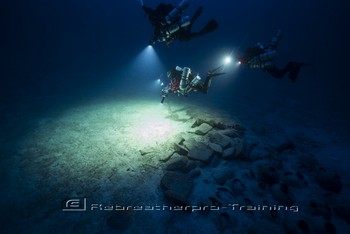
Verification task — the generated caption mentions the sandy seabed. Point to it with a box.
[0,94,349,233]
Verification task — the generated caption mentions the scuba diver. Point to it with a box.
[160,65,225,103]
[141,0,218,45]
[239,30,311,83]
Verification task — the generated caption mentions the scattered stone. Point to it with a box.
[214,212,231,232]
[182,138,198,150]
[255,164,280,184]
[208,132,232,149]
[164,190,190,206]
[208,155,222,168]
[187,142,213,163]
[158,149,176,162]
[333,204,350,223]
[270,183,294,206]
[165,157,196,173]
[174,143,188,156]
[191,118,205,128]
[222,147,236,160]
[209,143,223,155]
[251,124,266,136]
[209,196,223,206]
[176,111,192,122]
[280,171,307,188]
[106,210,133,230]
[173,134,185,145]
[249,220,283,234]
[213,187,235,204]
[194,123,212,135]
[212,167,235,185]
[251,181,268,196]
[308,199,332,219]
[249,147,271,161]
[296,153,319,171]
[139,150,151,156]
[314,167,343,193]
[226,178,246,195]
[139,146,155,156]
[283,215,310,234]
[275,140,295,153]
[161,172,193,197]
[189,168,201,178]
[209,120,229,130]
[230,137,246,159]
[219,129,243,138]
[309,216,337,234]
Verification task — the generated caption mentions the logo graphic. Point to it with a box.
[62,198,87,211]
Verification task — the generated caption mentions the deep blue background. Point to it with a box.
[2,0,350,126]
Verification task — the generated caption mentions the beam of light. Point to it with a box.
[224,56,232,65]
[222,53,241,69]
[112,45,166,94]
[132,45,165,78]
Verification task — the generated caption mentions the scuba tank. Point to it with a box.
[166,16,191,35]
[268,30,283,50]
[179,67,191,91]
[165,0,189,24]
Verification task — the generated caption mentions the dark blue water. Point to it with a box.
[1,0,350,233]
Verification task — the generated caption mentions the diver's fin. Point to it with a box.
[207,71,226,78]
[198,19,218,35]
[190,6,203,24]
[288,62,311,83]
[208,64,224,74]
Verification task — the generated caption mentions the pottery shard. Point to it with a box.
[161,172,193,197]
[208,132,232,149]
[194,123,212,135]
[187,142,213,163]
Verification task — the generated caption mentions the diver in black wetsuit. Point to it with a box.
[160,65,225,103]
[239,30,311,82]
[141,0,218,45]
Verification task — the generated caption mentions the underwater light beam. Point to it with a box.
[132,45,165,77]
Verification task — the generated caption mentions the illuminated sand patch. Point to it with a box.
[18,98,231,200]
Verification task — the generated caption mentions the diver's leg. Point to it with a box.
[198,19,218,35]
[180,19,218,41]
[265,65,289,79]
[288,62,311,83]
[190,6,203,25]
[201,76,213,94]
